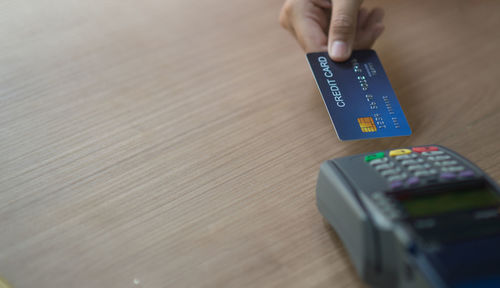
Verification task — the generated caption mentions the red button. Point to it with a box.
[412,147,427,153]
[412,146,440,153]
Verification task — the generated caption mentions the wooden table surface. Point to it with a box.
[1,0,500,287]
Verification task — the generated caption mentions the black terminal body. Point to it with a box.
[316,145,500,288]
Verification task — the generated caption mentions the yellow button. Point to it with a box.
[389,149,412,157]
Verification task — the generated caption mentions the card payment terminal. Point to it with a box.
[316,145,500,288]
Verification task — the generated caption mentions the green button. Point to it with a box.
[365,152,385,162]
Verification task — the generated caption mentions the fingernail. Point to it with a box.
[330,41,348,60]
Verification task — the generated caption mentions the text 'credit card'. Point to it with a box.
[306,50,411,141]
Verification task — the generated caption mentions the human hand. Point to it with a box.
[279,0,385,61]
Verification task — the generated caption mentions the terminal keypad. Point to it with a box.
[364,146,476,191]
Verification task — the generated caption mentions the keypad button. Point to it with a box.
[427,156,451,162]
[369,157,389,166]
[441,166,465,173]
[412,146,439,153]
[440,172,457,180]
[406,177,420,186]
[414,169,438,177]
[434,155,451,161]
[387,174,408,182]
[381,169,401,177]
[365,152,385,162]
[412,147,427,153]
[433,160,458,167]
[422,151,444,156]
[414,171,429,177]
[390,180,404,190]
[395,153,418,160]
[459,170,475,178]
[401,159,424,166]
[389,149,412,157]
[450,166,465,172]
[442,160,458,166]
[407,164,431,171]
[395,155,410,160]
[374,163,395,171]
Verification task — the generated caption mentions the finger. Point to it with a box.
[328,0,363,61]
[313,0,332,9]
[362,7,384,30]
[371,23,385,43]
[294,18,329,52]
[357,8,369,29]
[353,23,385,49]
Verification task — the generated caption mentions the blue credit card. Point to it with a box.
[306,50,411,141]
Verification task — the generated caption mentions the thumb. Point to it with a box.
[328,0,362,61]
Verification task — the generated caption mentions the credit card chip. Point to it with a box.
[358,117,377,132]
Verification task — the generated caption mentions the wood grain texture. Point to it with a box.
[1,0,499,287]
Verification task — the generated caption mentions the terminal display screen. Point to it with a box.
[399,186,500,218]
